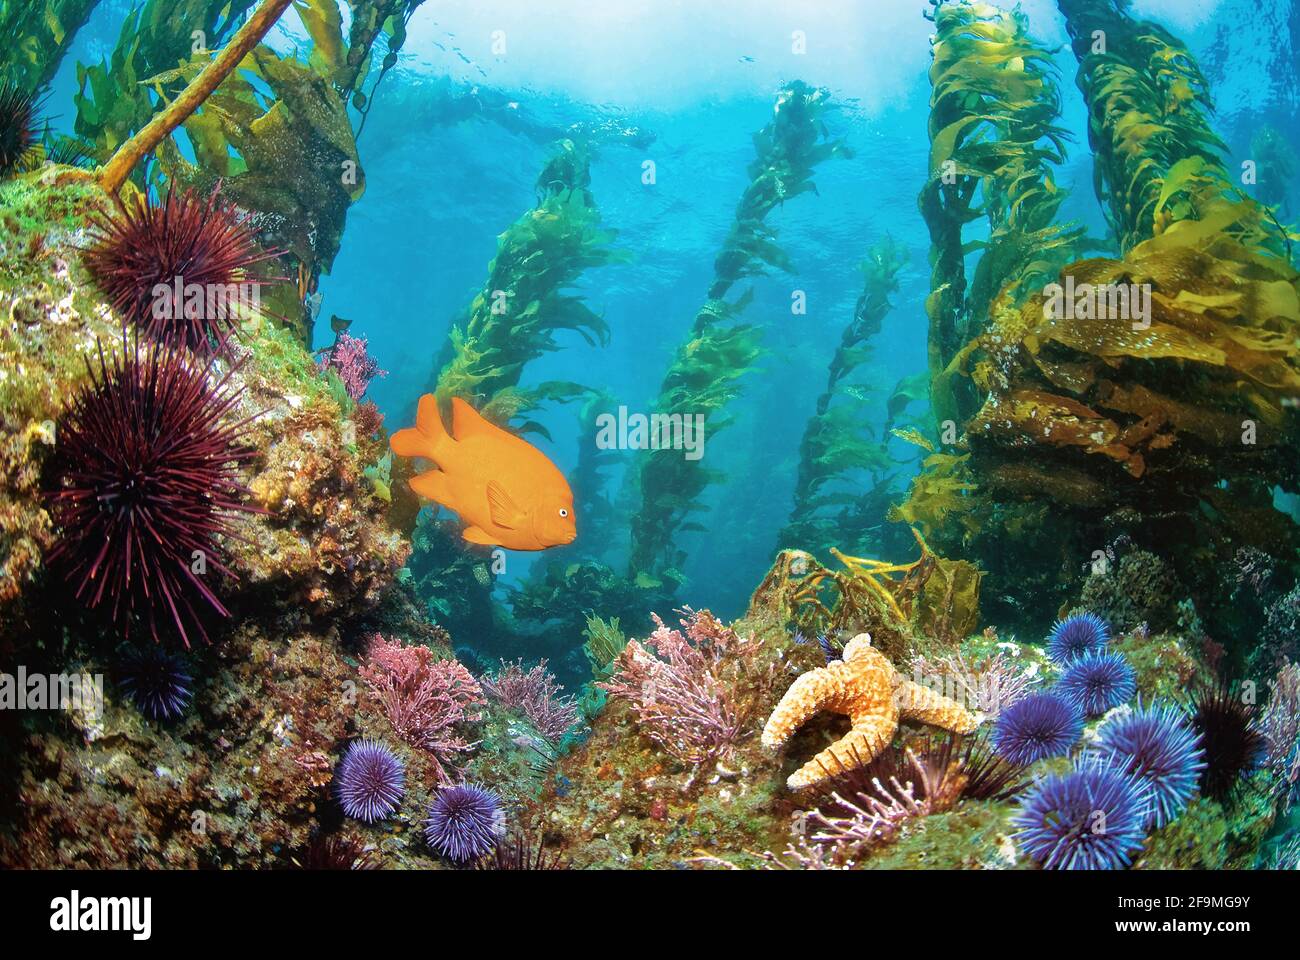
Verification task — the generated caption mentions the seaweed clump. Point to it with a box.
[902,0,1300,635]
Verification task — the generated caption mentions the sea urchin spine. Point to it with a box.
[1012,757,1151,870]
[992,691,1083,766]
[1057,650,1136,717]
[335,740,406,823]
[1090,703,1205,827]
[82,186,278,356]
[0,81,41,177]
[45,337,257,647]
[425,782,505,863]
[117,644,193,720]
[1046,612,1111,663]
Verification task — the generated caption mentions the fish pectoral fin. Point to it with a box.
[485,481,526,530]
[461,526,500,546]
[409,470,452,506]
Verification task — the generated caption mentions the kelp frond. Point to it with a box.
[628,82,847,582]
[920,0,1087,426]
[432,138,622,424]
[1057,0,1289,257]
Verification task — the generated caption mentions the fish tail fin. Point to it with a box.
[391,394,450,464]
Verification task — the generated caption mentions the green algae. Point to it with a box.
[864,800,1022,870]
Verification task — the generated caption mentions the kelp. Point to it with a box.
[430,138,621,427]
[336,0,426,105]
[911,0,1300,636]
[748,529,982,660]
[781,236,913,556]
[76,0,397,344]
[919,0,1086,426]
[1056,0,1289,257]
[0,0,99,91]
[967,228,1300,505]
[628,81,848,583]
[73,0,258,169]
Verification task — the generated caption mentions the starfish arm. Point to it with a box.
[787,715,898,790]
[761,668,842,749]
[895,679,979,734]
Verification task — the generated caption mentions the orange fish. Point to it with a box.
[390,395,577,551]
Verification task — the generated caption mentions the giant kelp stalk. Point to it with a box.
[95,0,297,194]
[429,138,620,426]
[913,0,1300,640]
[919,0,1086,427]
[628,81,848,585]
[407,141,621,675]
[780,236,909,557]
[0,0,99,91]
[1055,0,1284,255]
[85,0,411,344]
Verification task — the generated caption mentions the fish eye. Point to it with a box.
[559,508,569,518]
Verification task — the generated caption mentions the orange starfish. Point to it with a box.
[762,633,979,789]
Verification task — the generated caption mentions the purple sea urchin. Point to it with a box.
[335,740,405,823]
[424,782,504,863]
[82,186,278,356]
[1012,757,1150,870]
[1058,651,1136,717]
[45,338,258,647]
[992,691,1083,765]
[1091,703,1205,827]
[1046,612,1111,663]
[117,645,193,720]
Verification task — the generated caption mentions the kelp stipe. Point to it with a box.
[429,137,622,428]
[628,81,849,586]
[780,235,914,559]
[919,0,1087,428]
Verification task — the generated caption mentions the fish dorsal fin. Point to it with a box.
[486,481,525,530]
[450,396,503,442]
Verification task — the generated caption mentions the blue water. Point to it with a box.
[43,0,1299,619]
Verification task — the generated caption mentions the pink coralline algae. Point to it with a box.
[318,332,387,402]
[360,635,485,781]
[482,659,581,743]
[598,608,759,766]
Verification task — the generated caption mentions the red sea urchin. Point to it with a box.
[0,82,42,177]
[82,186,278,356]
[45,337,258,647]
